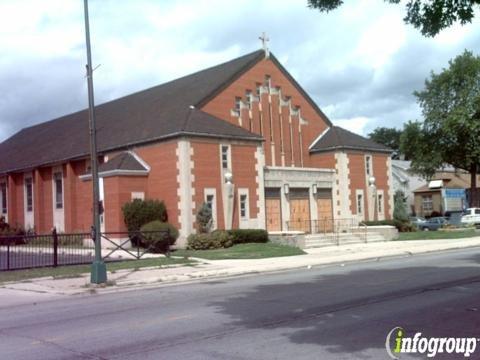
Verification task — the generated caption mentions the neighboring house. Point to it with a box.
[413,179,467,217]
[392,160,425,214]
[392,160,479,215]
[0,49,393,247]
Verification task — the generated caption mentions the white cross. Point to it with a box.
[259,32,270,58]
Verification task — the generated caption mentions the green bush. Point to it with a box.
[122,199,168,232]
[122,199,168,246]
[187,230,233,250]
[228,229,269,244]
[140,221,179,254]
[393,190,409,223]
[362,219,416,232]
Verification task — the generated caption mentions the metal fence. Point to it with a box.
[0,229,170,271]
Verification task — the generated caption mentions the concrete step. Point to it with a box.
[304,231,386,248]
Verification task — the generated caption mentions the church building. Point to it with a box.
[0,47,393,247]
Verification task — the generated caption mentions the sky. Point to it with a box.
[0,0,479,142]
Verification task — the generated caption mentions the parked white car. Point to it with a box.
[460,208,480,227]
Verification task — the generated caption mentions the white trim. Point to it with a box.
[387,157,394,219]
[177,140,194,241]
[204,188,217,230]
[79,169,149,181]
[0,178,7,222]
[255,145,266,230]
[334,152,352,218]
[128,150,151,171]
[52,166,65,232]
[238,188,250,229]
[308,127,331,150]
[356,189,365,221]
[131,192,145,200]
[365,154,373,176]
[265,166,335,173]
[377,189,385,221]
[24,172,34,230]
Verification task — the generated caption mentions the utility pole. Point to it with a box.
[83,0,107,284]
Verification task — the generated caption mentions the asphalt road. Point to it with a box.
[1,248,480,359]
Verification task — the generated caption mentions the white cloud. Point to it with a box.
[334,117,370,135]
[0,0,479,142]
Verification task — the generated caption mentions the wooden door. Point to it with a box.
[317,198,333,232]
[266,198,282,232]
[289,198,311,233]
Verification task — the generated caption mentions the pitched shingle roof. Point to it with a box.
[99,152,148,173]
[310,126,392,154]
[0,50,266,174]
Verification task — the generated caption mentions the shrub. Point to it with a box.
[187,230,233,250]
[362,219,416,232]
[122,199,168,246]
[196,202,213,233]
[0,221,26,245]
[140,221,179,254]
[393,190,409,223]
[228,229,268,244]
[122,199,168,232]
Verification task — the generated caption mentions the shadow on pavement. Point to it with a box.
[208,254,480,357]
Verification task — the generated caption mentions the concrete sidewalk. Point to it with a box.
[2,237,480,300]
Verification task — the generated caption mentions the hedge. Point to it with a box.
[140,221,179,253]
[228,229,268,244]
[187,230,233,250]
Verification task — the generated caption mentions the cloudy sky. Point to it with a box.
[1,0,479,142]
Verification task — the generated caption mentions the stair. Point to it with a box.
[304,230,386,248]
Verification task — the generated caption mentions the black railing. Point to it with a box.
[0,229,169,271]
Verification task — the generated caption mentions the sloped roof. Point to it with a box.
[310,126,392,154]
[99,152,148,173]
[0,50,267,174]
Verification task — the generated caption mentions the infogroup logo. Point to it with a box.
[385,327,479,359]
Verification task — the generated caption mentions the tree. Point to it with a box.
[393,190,409,222]
[368,127,402,158]
[307,0,480,37]
[196,202,213,233]
[400,50,480,207]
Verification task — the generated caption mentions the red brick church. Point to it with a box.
[0,48,393,247]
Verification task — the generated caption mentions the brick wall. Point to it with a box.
[201,58,329,169]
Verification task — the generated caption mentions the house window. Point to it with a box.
[256,83,261,96]
[25,178,33,212]
[1,183,6,214]
[378,194,383,213]
[422,195,433,212]
[240,194,247,218]
[245,90,252,109]
[204,188,217,230]
[357,193,363,214]
[365,155,372,176]
[54,172,63,209]
[234,97,242,112]
[206,194,214,210]
[221,145,229,170]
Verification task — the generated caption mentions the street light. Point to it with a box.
[84,0,107,284]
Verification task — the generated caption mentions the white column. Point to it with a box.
[176,140,194,243]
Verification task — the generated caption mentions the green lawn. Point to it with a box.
[0,257,194,284]
[396,229,479,241]
[173,242,305,260]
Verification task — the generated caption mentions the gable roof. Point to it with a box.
[99,152,148,173]
[309,126,392,154]
[0,50,266,174]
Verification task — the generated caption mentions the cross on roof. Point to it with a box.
[259,32,270,58]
